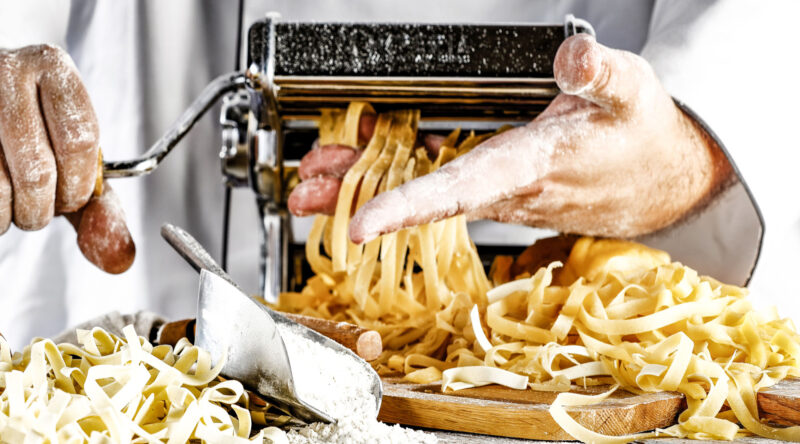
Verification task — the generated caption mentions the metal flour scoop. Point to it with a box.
[160,223,382,424]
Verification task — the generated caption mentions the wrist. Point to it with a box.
[674,99,735,215]
[637,99,763,287]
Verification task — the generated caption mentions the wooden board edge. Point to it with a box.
[378,383,683,440]
[758,378,800,426]
[378,377,800,439]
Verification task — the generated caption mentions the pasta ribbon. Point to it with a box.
[278,103,800,442]
[280,103,497,378]
[0,325,287,443]
[451,237,800,442]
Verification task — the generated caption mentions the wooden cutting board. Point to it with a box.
[377,377,800,440]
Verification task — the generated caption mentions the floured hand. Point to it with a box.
[0,44,134,273]
[349,34,733,244]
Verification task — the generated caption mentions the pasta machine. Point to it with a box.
[103,14,764,303]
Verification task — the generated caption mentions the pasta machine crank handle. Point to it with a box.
[102,71,249,178]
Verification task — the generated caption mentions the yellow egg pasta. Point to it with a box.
[279,103,800,442]
[280,102,494,377]
[442,237,800,442]
[0,325,285,443]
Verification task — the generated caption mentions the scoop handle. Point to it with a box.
[155,314,383,362]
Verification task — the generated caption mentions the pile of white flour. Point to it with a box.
[274,323,437,444]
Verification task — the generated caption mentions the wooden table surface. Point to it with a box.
[431,430,783,444]
[393,377,800,443]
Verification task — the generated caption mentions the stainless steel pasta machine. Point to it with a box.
[102,13,764,304]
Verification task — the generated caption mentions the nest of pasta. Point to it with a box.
[0,326,292,442]
[278,102,800,442]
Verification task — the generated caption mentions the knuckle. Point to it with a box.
[63,127,99,156]
[14,157,56,193]
[0,44,73,85]
[36,43,67,60]
[29,44,75,72]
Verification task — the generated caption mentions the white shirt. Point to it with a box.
[1,0,798,350]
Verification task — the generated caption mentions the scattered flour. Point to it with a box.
[275,323,437,444]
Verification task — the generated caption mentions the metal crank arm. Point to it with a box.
[102,71,248,178]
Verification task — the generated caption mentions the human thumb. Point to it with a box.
[554,34,652,112]
[65,182,135,274]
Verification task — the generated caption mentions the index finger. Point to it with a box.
[348,124,549,244]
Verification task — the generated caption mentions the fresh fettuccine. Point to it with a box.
[279,103,498,377]
[454,237,800,442]
[279,102,800,442]
[0,325,285,443]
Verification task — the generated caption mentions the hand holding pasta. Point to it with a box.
[348,34,733,244]
[0,44,134,273]
[288,114,447,217]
